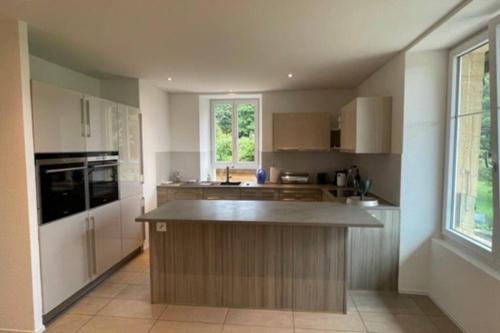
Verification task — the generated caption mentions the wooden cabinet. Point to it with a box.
[340,97,391,153]
[203,188,241,200]
[31,80,86,153]
[157,188,204,205]
[84,97,118,152]
[39,212,91,314]
[240,188,278,200]
[348,209,400,291]
[278,188,323,201]
[121,194,144,257]
[273,112,331,151]
[118,104,143,199]
[89,201,122,276]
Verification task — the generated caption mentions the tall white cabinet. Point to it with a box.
[33,80,145,316]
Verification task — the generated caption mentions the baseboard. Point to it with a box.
[0,325,46,333]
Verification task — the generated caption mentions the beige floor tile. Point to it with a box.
[78,315,154,333]
[361,312,439,333]
[223,325,292,333]
[97,299,166,319]
[45,313,92,333]
[225,309,293,328]
[347,295,358,314]
[115,284,151,301]
[410,296,444,316]
[352,294,423,314]
[121,259,149,273]
[428,315,463,333]
[130,272,151,285]
[88,282,128,298]
[294,311,365,331]
[150,320,222,333]
[107,271,143,284]
[160,305,228,324]
[68,296,110,315]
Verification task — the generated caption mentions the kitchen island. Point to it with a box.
[136,200,382,313]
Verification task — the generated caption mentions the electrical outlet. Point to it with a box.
[156,222,167,232]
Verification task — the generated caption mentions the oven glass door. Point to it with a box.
[39,163,87,224]
[88,162,119,208]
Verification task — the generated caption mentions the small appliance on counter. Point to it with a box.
[280,172,310,184]
[336,171,347,187]
[317,172,330,184]
[346,178,379,207]
[269,166,281,183]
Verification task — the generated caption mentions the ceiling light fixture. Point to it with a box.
[288,73,293,78]
[167,77,173,81]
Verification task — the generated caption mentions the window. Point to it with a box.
[211,99,259,180]
[448,40,493,249]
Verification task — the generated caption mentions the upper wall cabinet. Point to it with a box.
[31,80,87,152]
[31,80,119,153]
[340,97,392,154]
[273,112,331,151]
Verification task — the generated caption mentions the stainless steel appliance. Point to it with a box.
[87,153,119,208]
[36,153,87,224]
[35,152,120,224]
[280,172,310,184]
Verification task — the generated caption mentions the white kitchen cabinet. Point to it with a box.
[340,97,392,153]
[118,104,143,198]
[85,97,119,152]
[120,194,144,257]
[273,112,331,151]
[39,212,91,314]
[31,80,86,153]
[89,201,122,276]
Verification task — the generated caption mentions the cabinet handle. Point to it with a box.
[91,216,97,275]
[86,100,91,138]
[85,217,93,279]
[80,99,85,137]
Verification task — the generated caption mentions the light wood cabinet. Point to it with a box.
[278,188,323,201]
[240,188,278,200]
[273,112,331,151]
[340,97,391,153]
[203,188,241,200]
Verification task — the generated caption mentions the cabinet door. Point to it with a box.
[203,188,241,200]
[85,97,118,152]
[273,112,331,151]
[39,212,90,314]
[118,104,143,198]
[340,101,357,152]
[169,189,204,200]
[89,201,122,276]
[278,189,323,201]
[31,80,86,152]
[121,194,144,257]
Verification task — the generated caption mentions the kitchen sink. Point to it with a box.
[219,181,242,186]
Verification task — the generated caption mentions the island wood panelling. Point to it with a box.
[149,222,346,312]
[156,186,400,292]
[348,209,400,291]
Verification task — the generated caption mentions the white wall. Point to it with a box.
[169,94,200,152]
[400,50,448,294]
[430,239,500,333]
[139,80,170,212]
[30,55,100,96]
[354,53,406,205]
[0,19,44,333]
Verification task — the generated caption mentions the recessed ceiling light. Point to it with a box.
[167,77,173,81]
[288,73,293,78]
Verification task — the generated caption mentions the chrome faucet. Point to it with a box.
[225,166,231,183]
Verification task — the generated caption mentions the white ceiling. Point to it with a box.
[0,0,463,93]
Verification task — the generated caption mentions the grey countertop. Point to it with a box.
[136,200,383,228]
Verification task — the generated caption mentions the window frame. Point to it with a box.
[443,30,496,256]
[210,98,260,170]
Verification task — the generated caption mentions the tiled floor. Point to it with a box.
[46,250,463,333]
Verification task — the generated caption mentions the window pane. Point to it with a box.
[214,103,233,163]
[453,111,493,248]
[237,103,256,163]
[457,43,489,115]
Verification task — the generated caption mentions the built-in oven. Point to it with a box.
[36,154,88,224]
[87,153,119,208]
